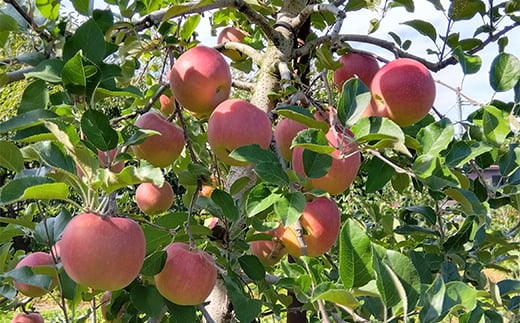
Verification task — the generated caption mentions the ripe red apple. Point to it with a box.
[169,45,231,117]
[332,52,380,91]
[280,197,341,257]
[217,26,247,61]
[292,128,360,195]
[274,118,308,161]
[369,58,436,126]
[11,312,44,323]
[59,213,146,291]
[135,181,174,215]
[13,252,56,298]
[159,94,175,116]
[131,111,185,168]
[207,99,272,166]
[250,226,286,266]
[154,242,217,306]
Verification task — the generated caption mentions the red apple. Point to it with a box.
[169,45,231,117]
[280,197,341,257]
[154,242,217,306]
[159,94,175,116]
[250,226,286,266]
[131,111,185,168]
[135,181,174,215]
[332,52,380,91]
[207,99,272,166]
[13,252,56,298]
[369,58,436,126]
[274,118,308,161]
[59,213,146,291]
[11,312,44,323]
[217,26,247,61]
[292,128,360,195]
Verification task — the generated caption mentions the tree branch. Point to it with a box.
[215,42,263,65]
[291,4,345,30]
[4,0,53,42]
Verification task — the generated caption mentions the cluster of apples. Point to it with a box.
[333,52,436,127]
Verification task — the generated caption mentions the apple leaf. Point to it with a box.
[166,302,198,322]
[27,141,76,173]
[0,109,59,134]
[238,255,265,281]
[230,144,289,186]
[245,183,282,217]
[130,285,165,317]
[24,59,64,83]
[402,19,437,42]
[442,215,476,252]
[274,191,306,226]
[223,273,263,323]
[489,53,520,92]
[311,283,360,308]
[351,116,410,156]
[97,165,164,194]
[140,250,167,276]
[372,247,403,308]
[81,109,119,151]
[452,47,482,75]
[301,149,332,179]
[364,156,395,193]
[445,140,492,167]
[3,265,56,291]
[383,249,422,310]
[34,207,72,245]
[274,106,328,131]
[291,128,335,154]
[498,144,520,176]
[448,0,485,21]
[35,0,60,20]
[339,219,374,289]
[416,118,455,156]
[0,177,69,205]
[0,141,24,172]
[338,78,372,127]
[413,155,460,191]
[18,80,49,113]
[210,189,240,222]
[0,283,17,299]
[482,105,510,146]
[63,19,105,64]
[444,188,487,216]
[404,205,437,225]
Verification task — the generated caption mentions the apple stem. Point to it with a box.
[293,219,308,256]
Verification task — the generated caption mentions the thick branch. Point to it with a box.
[291,4,346,30]
[6,67,33,84]
[215,42,262,65]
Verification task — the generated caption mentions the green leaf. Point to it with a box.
[0,177,69,205]
[365,157,395,193]
[130,285,165,316]
[448,0,485,20]
[35,0,60,20]
[292,128,335,154]
[274,191,306,227]
[3,265,56,291]
[339,219,373,288]
[223,273,263,323]
[413,155,459,191]
[24,59,64,83]
[498,144,520,176]
[211,189,239,222]
[404,205,436,225]
[416,118,455,156]
[0,14,18,31]
[311,283,360,308]
[337,78,372,127]
[302,149,332,178]
[445,141,492,167]
[245,184,282,217]
[452,47,482,75]
[98,165,164,194]
[274,106,328,132]
[443,215,476,252]
[0,141,24,172]
[162,0,215,20]
[27,141,76,173]
[238,255,265,281]
[345,0,380,11]
[384,249,422,309]
[62,52,86,96]
[229,145,289,186]
[419,276,447,322]
[372,248,401,308]
[34,207,71,245]
[352,117,410,156]
[489,53,520,92]
[254,161,290,186]
[71,0,92,15]
[63,19,106,63]
[402,19,437,42]
[482,105,511,146]
[315,43,343,71]
[180,14,201,41]
[140,251,167,276]
[18,80,49,113]
[81,109,118,151]
[0,110,58,134]
[166,302,197,323]
[444,188,487,216]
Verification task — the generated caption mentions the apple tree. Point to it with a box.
[0,0,520,322]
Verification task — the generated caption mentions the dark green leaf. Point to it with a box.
[372,248,402,308]
[34,207,72,245]
[443,215,476,252]
[223,274,263,323]
[245,184,282,217]
[402,19,437,42]
[211,189,240,222]
[365,157,395,193]
[339,219,373,288]
[238,255,265,281]
[0,177,70,205]
[81,109,119,151]
[72,0,92,16]
[62,52,86,95]
[444,188,487,216]
[482,105,510,146]
[130,285,165,316]
[337,78,371,126]
[140,251,167,276]
[274,191,306,226]
[166,302,198,322]
[498,144,520,176]
[416,118,455,156]
[18,80,49,113]
[4,265,56,291]
[391,0,414,12]
[292,128,335,154]
[254,161,290,186]
[302,149,332,178]
[30,141,76,173]
[404,205,436,225]
[0,141,24,172]
[419,276,447,322]
[0,14,18,31]
[445,141,492,167]
[489,53,520,92]
[413,155,460,191]
[384,249,422,309]
[63,19,106,63]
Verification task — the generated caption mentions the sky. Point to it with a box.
[64,0,519,125]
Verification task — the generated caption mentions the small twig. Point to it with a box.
[174,106,199,163]
[231,79,255,91]
[435,79,482,106]
[199,302,216,323]
[365,148,415,177]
